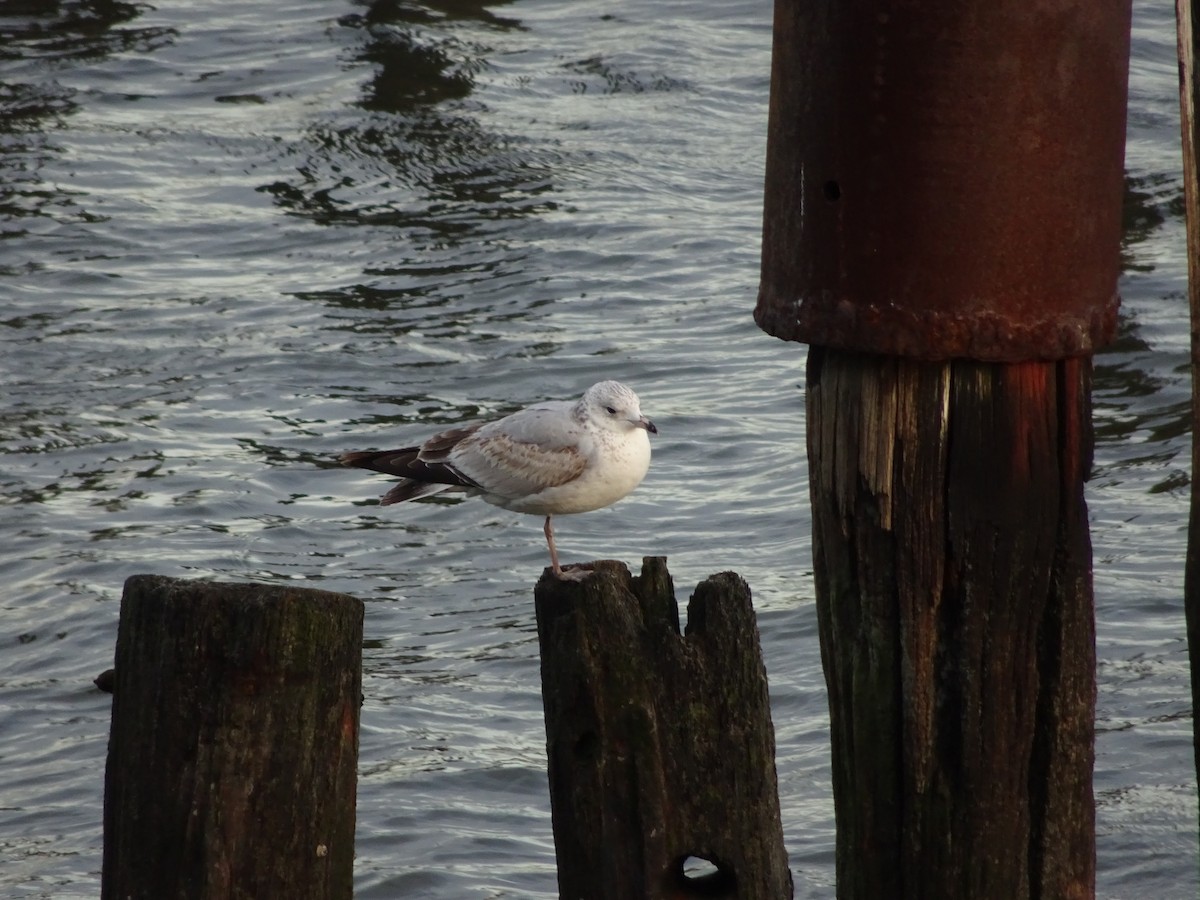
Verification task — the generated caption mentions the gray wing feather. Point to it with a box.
[450,431,587,499]
[341,401,590,505]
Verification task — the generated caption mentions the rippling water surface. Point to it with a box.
[1,0,1195,896]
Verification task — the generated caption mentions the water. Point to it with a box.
[0,0,1193,896]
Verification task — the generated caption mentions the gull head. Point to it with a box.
[582,380,657,435]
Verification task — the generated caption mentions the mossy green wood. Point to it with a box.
[534,558,793,900]
[102,576,363,900]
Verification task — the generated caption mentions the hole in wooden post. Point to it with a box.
[823,179,841,200]
[673,854,737,896]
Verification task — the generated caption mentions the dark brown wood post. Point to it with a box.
[756,1,1132,898]
[805,352,1096,898]
[102,575,363,900]
[1176,0,1200,849]
[534,558,792,899]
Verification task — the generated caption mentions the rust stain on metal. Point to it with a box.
[756,0,1132,361]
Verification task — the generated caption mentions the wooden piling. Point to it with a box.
[534,558,792,900]
[1176,0,1200,846]
[101,575,363,900]
[755,1,1132,896]
[807,350,1096,898]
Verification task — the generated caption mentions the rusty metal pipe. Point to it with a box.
[756,0,1133,361]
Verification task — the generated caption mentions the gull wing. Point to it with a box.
[448,408,589,500]
[340,400,589,505]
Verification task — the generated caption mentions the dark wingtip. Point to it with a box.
[380,480,449,505]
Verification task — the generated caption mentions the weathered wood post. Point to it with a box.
[534,558,792,899]
[102,575,363,900]
[1176,0,1200,847]
[756,2,1132,898]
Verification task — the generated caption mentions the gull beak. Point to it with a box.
[638,416,658,435]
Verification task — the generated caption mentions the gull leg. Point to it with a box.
[544,515,563,577]
[544,515,590,581]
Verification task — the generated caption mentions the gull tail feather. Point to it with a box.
[339,448,420,476]
[379,480,453,505]
[339,446,477,505]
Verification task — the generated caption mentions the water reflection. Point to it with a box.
[1121,170,1181,272]
[1094,171,1189,457]
[350,19,476,111]
[265,0,547,237]
[0,1,166,62]
[263,2,571,409]
[347,0,521,32]
[0,1,172,258]
[562,55,690,95]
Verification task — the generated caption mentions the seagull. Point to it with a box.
[340,381,657,580]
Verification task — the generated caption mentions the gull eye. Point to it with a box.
[605,406,617,415]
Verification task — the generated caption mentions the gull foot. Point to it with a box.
[554,564,594,582]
